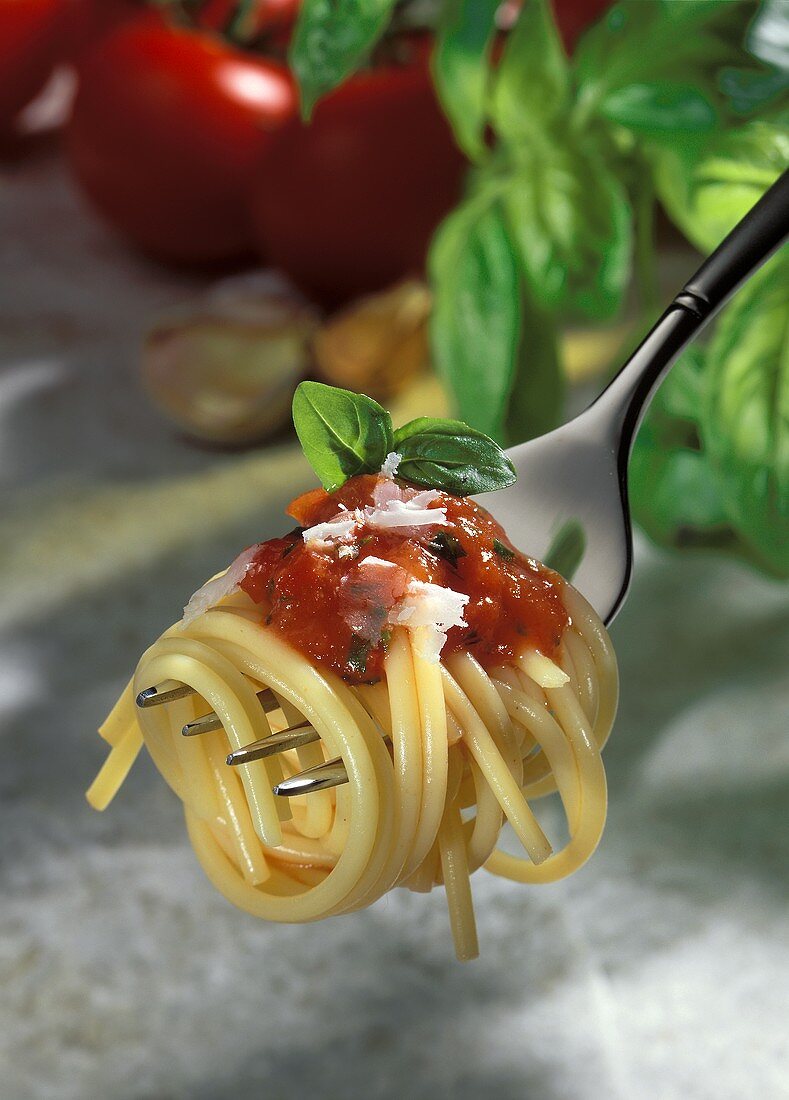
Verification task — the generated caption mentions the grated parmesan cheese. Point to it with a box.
[380,452,402,478]
[388,579,469,663]
[182,545,258,625]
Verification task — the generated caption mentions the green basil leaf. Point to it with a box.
[491,0,570,142]
[653,117,789,253]
[631,347,728,545]
[429,194,521,440]
[701,250,789,576]
[575,0,753,110]
[502,146,632,318]
[427,531,467,566]
[289,0,397,118]
[433,0,499,161]
[492,538,515,561]
[543,520,586,582]
[719,66,789,118]
[292,381,393,491]
[393,417,517,495]
[504,296,563,445]
[601,81,718,134]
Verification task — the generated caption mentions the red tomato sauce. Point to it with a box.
[240,475,569,684]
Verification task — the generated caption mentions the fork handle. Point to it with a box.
[591,168,789,452]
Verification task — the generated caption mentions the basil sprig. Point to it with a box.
[292,381,516,496]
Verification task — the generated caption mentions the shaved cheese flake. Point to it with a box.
[389,579,469,663]
[358,556,397,569]
[380,452,402,478]
[182,545,258,625]
[520,649,570,688]
[302,509,363,547]
[365,497,448,530]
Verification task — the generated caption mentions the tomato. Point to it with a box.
[66,17,298,263]
[66,0,137,57]
[0,0,74,131]
[553,0,611,52]
[249,35,467,307]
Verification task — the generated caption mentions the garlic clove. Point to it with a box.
[313,279,431,400]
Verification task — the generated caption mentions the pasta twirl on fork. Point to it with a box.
[88,387,617,960]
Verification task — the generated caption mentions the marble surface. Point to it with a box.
[2,150,788,1100]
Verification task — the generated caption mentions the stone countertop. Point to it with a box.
[2,149,788,1100]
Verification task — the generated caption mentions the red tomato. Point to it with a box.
[65,0,137,57]
[0,0,74,130]
[66,18,298,263]
[248,35,467,307]
[553,0,611,52]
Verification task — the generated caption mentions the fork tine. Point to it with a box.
[274,757,348,797]
[226,722,319,766]
[136,683,196,708]
[182,688,279,737]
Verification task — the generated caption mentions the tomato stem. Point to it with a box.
[225,0,261,45]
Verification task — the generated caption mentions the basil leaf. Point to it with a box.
[347,634,373,676]
[543,520,585,582]
[433,0,499,161]
[427,531,466,566]
[601,81,718,135]
[490,0,569,142]
[429,193,521,440]
[289,0,397,118]
[393,417,517,496]
[492,538,514,561]
[504,296,563,445]
[502,146,631,318]
[630,349,736,552]
[701,250,789,576]
[719,66,789,118]
[653,117,789,253]
[292,381,393,491]
[575,0,753,110]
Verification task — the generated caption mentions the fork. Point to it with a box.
[137,168,789,797]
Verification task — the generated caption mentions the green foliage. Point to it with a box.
[289,0,398,118]
[432,0,499,160]
[490,0,570,142]
[292,383,516,496]
[653,114,789,252]
[500,144,631,318]
[504,295,564,445]
[631,272,789,581]
[292,382,393,490]
[429,194,521,441]
[702,250,789,574]
[393,417,517,495]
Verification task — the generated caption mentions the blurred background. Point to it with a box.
[1,0,787,1097]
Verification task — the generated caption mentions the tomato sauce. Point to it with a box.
[240,475,568,684]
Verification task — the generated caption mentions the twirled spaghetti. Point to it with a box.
[88,470,617,961]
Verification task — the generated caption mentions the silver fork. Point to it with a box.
[137,170,789,798]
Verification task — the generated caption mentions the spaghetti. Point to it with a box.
[88,472,617,961]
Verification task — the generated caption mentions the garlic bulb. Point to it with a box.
[143,272,320,445]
